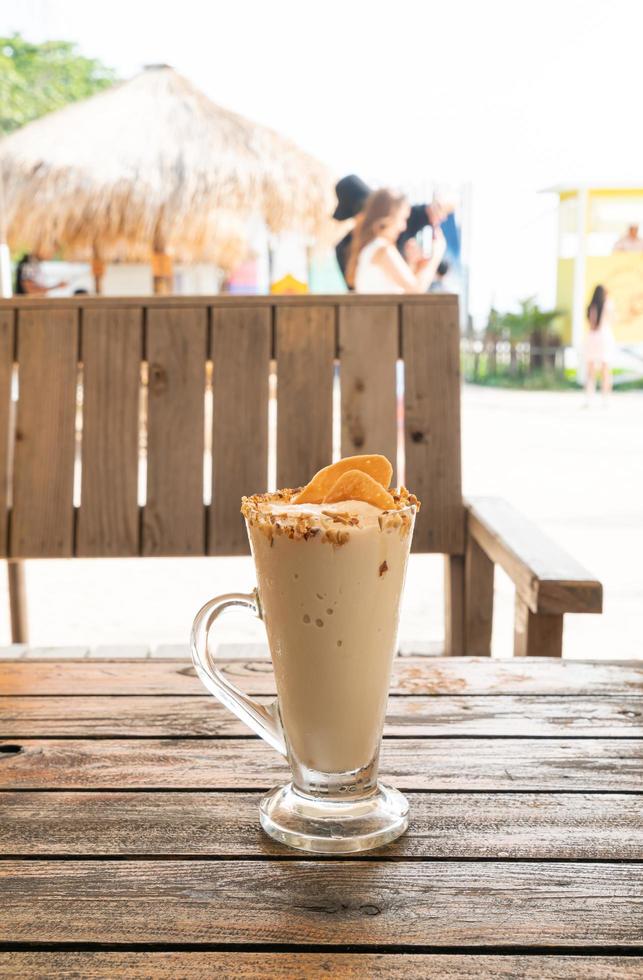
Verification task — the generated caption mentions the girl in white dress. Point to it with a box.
[585,285,615,402]
[346,189,446,293]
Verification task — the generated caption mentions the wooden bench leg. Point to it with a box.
[514,595,563,658]
[444,555,464,656]
[8,560,28,644]
[464,534,494,656]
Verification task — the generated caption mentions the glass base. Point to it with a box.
[259,781,409,854]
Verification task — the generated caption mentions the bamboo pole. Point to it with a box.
[91,248,105,294]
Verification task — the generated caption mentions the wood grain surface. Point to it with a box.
[209,306,271,555]
[338,303,398,478]
[10,308,78,558]
[444,555,465,656]
[2,657,641,697]
[0,294,458,310]
[143,307,207,556]
[2,694,641,738]
[403,302,463,555]
[275,305,334,488]
[0,651,640,964]
[514,595,564,659]
[0,953,639,979]
[1,859,641,947]
[467,496,603,615]
[1,737,640,791]
[2,791,641,860]
[76,307,142,557]
[464,532,494,656]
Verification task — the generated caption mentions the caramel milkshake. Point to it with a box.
[192,453,420,851]
[242,459,418,778]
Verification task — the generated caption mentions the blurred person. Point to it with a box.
[333,174,450,288]
[613,224,643,252]
[429,259,450,293]
[15,253,68,295]
[585,284,615,404]
[346,189,446,293]
[403,239,451,292]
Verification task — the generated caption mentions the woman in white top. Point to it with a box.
[585,284,615,402]
[346,189,446,294]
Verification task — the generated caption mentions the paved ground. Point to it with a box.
[1,386,641,660]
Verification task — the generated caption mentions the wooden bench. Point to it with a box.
[0,293,602,656]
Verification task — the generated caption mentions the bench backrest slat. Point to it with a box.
[210,305,272,556]
[339,303,398,482]
[77,307,141,557]
[275,305,335,489]
[403,301,464,554]
[1,295,463,559]
[11,309,78,558]
[143,307,208,556]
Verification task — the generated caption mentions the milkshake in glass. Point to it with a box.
[191,455,419,852]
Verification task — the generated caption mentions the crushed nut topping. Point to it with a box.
[321,510,360,526]
[241,487,419,547]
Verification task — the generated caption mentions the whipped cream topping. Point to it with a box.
[259,499,385,527]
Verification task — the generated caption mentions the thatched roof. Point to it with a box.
[0,65,334,264]
[46,210,252,274]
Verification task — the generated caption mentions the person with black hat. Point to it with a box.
[333,174,448,289]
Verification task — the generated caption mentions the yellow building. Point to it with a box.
[549,183,643,351]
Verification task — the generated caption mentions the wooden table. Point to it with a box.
[1,654,642,978]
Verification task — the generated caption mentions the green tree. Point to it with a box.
[495,297,563,370]
[0,33,116,135]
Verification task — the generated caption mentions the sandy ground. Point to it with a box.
[1,385,641,660]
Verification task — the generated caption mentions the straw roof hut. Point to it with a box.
[46,210,252,276]
[0,65,334,290]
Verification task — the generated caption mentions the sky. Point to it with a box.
[2,0,642,319]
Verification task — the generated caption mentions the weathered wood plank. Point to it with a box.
[0,294,455,311]
[465,532,494,656]
[3,656,643,697]
[2,791,641,860]
[76,307,141,557]
[143,307,207,556]
[11,309,78,557]
[7,562,27,644]
[1,738,640,790]
[276,305,334,489]
[515,594,564,658]
[209,306,270,555]
[1,860,641,947]
[2,694,642,738]
[403,302,463,554]
[467,496,603,615]
[0,310,13,557]
[339,303,398,478]
[0,953,638,980]
[444,555,465,656]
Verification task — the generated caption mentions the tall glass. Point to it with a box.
[191,498,416,853]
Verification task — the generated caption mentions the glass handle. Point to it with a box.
[190,590,287,757]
